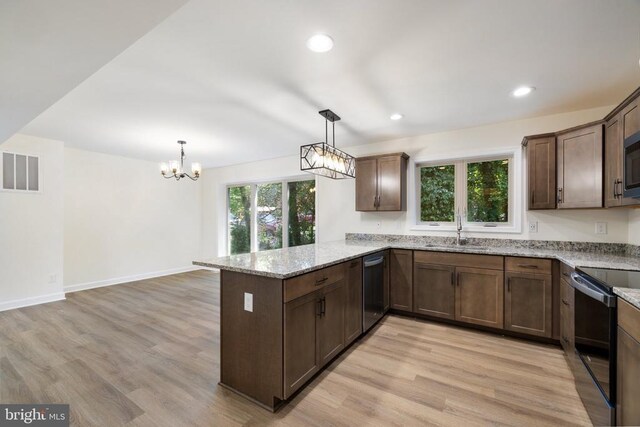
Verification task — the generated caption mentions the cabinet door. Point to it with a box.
[557,124,603,208]
[560,279,575,359]
[383,250,390,312]
[621,98,640,206]
[455,267,504,329]
[317,280,346,367]
[622,97,640,140]
[505,272,552,337]
[377,156,405,211]
[617,327,640,426]
[413,262,455,319]
[528,136,556,209]
[284,291,320,398]
[344,259,362,346]
[605,114,623,207]
[390,249,413,311]
[355,158,378,211]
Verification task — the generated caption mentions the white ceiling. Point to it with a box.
[13,0,640,168]
[0,0,189,144]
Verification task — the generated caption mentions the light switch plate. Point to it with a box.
[244,292,253,312]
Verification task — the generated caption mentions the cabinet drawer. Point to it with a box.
[414,251,503,270]
[619,299,640,343]
[505,257,552,274]
[284,262,347,303]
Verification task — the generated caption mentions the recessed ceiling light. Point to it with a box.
[390,113,403,120]
[306,34,334,53]
[512,86,535,97]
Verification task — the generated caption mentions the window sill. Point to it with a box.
[410,224,521,234]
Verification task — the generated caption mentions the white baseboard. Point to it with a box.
[64,266,201,293]
[0,291,66,312]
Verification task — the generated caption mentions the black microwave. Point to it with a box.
[624,130,640,198]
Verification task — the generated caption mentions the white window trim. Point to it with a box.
[225,175,317,255]
[409,147,522,234]
[0,151,42,194]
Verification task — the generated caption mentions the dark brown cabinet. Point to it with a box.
[622,95,640,141]
[413,252,504,329]
[456,267,504,329]
[284,279,346,399]
[617,299,640,426]
[344,259,362,346]
[504,257,553,338]
[317,281,346,365]
[413,262,456,319]
[383,250,390,312]
[355,153,408,211]
[284,291,320,398]
[390,249,413,311]
[556,123,604,209]
[605,106,640,207]
[559,264,575,363]
[526,135,556,210]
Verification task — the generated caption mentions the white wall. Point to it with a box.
[0,134,65,310]
[64,148,202,291]
[629,210,640,246]
[202,105,633,258]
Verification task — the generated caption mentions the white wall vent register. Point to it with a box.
[2,152,40,192]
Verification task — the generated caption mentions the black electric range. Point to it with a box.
[578,267,640,291]
[570,266,640,426]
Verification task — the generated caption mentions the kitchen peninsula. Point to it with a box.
[194,235,640,411]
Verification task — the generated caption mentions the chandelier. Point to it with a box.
[300,109,355,179]
[160,140,201,181]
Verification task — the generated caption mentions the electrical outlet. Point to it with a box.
[595,222,607,235]
[244,292,253,312]
[48,274,57,284]
[528,221,538,233]
[376,221,381,229]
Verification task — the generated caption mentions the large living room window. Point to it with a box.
[416,152,517,232]
[227,178,316,255]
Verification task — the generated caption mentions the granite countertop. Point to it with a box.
[614,289,640,310]
[193,239,640,309]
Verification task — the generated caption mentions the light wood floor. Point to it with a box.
[0,270,592,426]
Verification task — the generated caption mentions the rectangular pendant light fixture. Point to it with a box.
[300,109,356,179]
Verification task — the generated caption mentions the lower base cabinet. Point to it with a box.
[456,267,504,328]
[505,272,552,337]
[412,252,504,329]
[617,299,640,426]
[344,259,362,346]
[413,262,455,319]
[284,278,346,399]
[390,249,413,311]
[284,291,320,398]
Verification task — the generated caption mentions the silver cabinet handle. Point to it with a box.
[558,187,563,203]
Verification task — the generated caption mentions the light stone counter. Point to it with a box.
[194,238,640,309]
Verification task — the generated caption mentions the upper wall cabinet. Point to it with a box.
[526,135,556,210]
[556,122,603,209]
[355,153,408,212]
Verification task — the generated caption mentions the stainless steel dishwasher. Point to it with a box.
[363,251,386,332]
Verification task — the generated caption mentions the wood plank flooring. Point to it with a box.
[0,270,592,426]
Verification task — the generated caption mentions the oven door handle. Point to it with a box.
[364,256,384,268]
[570,273,617,308]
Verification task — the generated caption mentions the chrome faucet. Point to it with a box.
[456,211,466,246]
